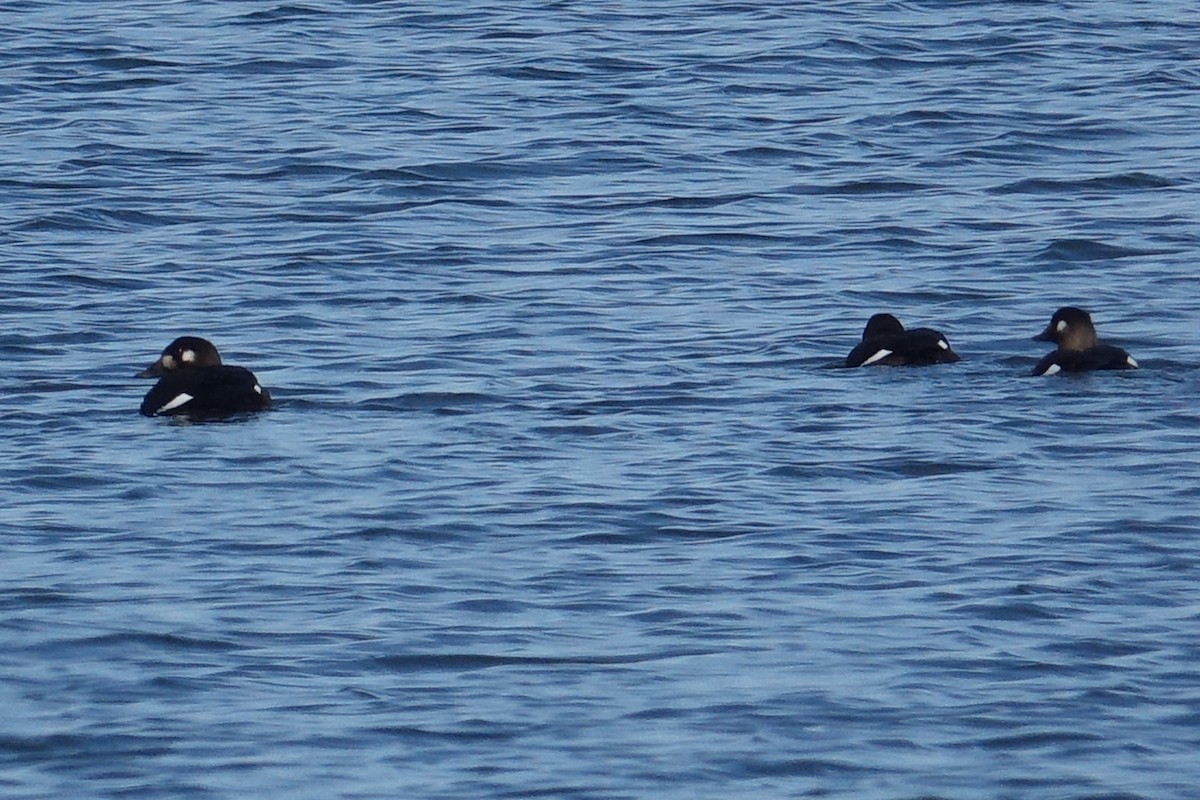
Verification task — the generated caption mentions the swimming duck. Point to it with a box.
[846,313,960,367]
[138,336,271,417]
[1031,307,1137,376]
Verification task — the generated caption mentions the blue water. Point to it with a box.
[3,2,1200,798]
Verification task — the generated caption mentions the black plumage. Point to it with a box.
[1031,307,1137,376]
[845,313,960,367]
[137,336,271,417]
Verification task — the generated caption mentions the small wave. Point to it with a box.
[374,649,709,672]
[990,172,1174,194]
[93,56,180,71]
[219,56,344,74]
[952,600,1062,621]
[724,756,872,778]
[770,457,996,480]
[531,423,625,437]
[45,76,177,93]
[48,631,241,654]
[723,145,807,163]
[234,5,330,24]
[971,730,1106,750]
[629,232,794,247]
[494,65,586,82]
[237,162,360,181]
[1038,637,1153,659]
[0,731,175,758]
[353,392,504,413]
[16,208,194,233]
[639,193,760,210]
[1039,239,1167,261]
[788,179,936,195]
[364,724,520,743]
[0,587,76,609]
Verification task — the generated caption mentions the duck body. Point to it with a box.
[138,336,271,417]
[1031,307,1137,376]
[846,313,960,367]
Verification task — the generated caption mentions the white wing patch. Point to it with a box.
[1041,363,1062,376]
[861,349,893,366]
[254,384,263,394]
[937,339,949,350]
[157,393,194,413]
[1126,355,1138,368]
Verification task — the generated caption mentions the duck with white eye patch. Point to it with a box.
[137,336,272,417]
[1031,306,1138,376]
[845,313,961,367]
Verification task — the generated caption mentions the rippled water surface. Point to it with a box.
[3,2,1200,798]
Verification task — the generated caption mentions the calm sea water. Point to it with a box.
[3,2,1200,798]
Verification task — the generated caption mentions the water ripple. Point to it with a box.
[3,2,1200,799]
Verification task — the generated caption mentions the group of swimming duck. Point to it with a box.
[846,305,1138,375]
[137,305,1137,418]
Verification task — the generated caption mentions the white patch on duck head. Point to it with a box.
[161,354,177,370]
[157,393,194,413]
[861,349,893,366]
[181,349,196,363]
[1055,319,1068,333]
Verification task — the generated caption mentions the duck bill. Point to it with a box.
[1032,327,1054,342]
[136,358,166,378]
